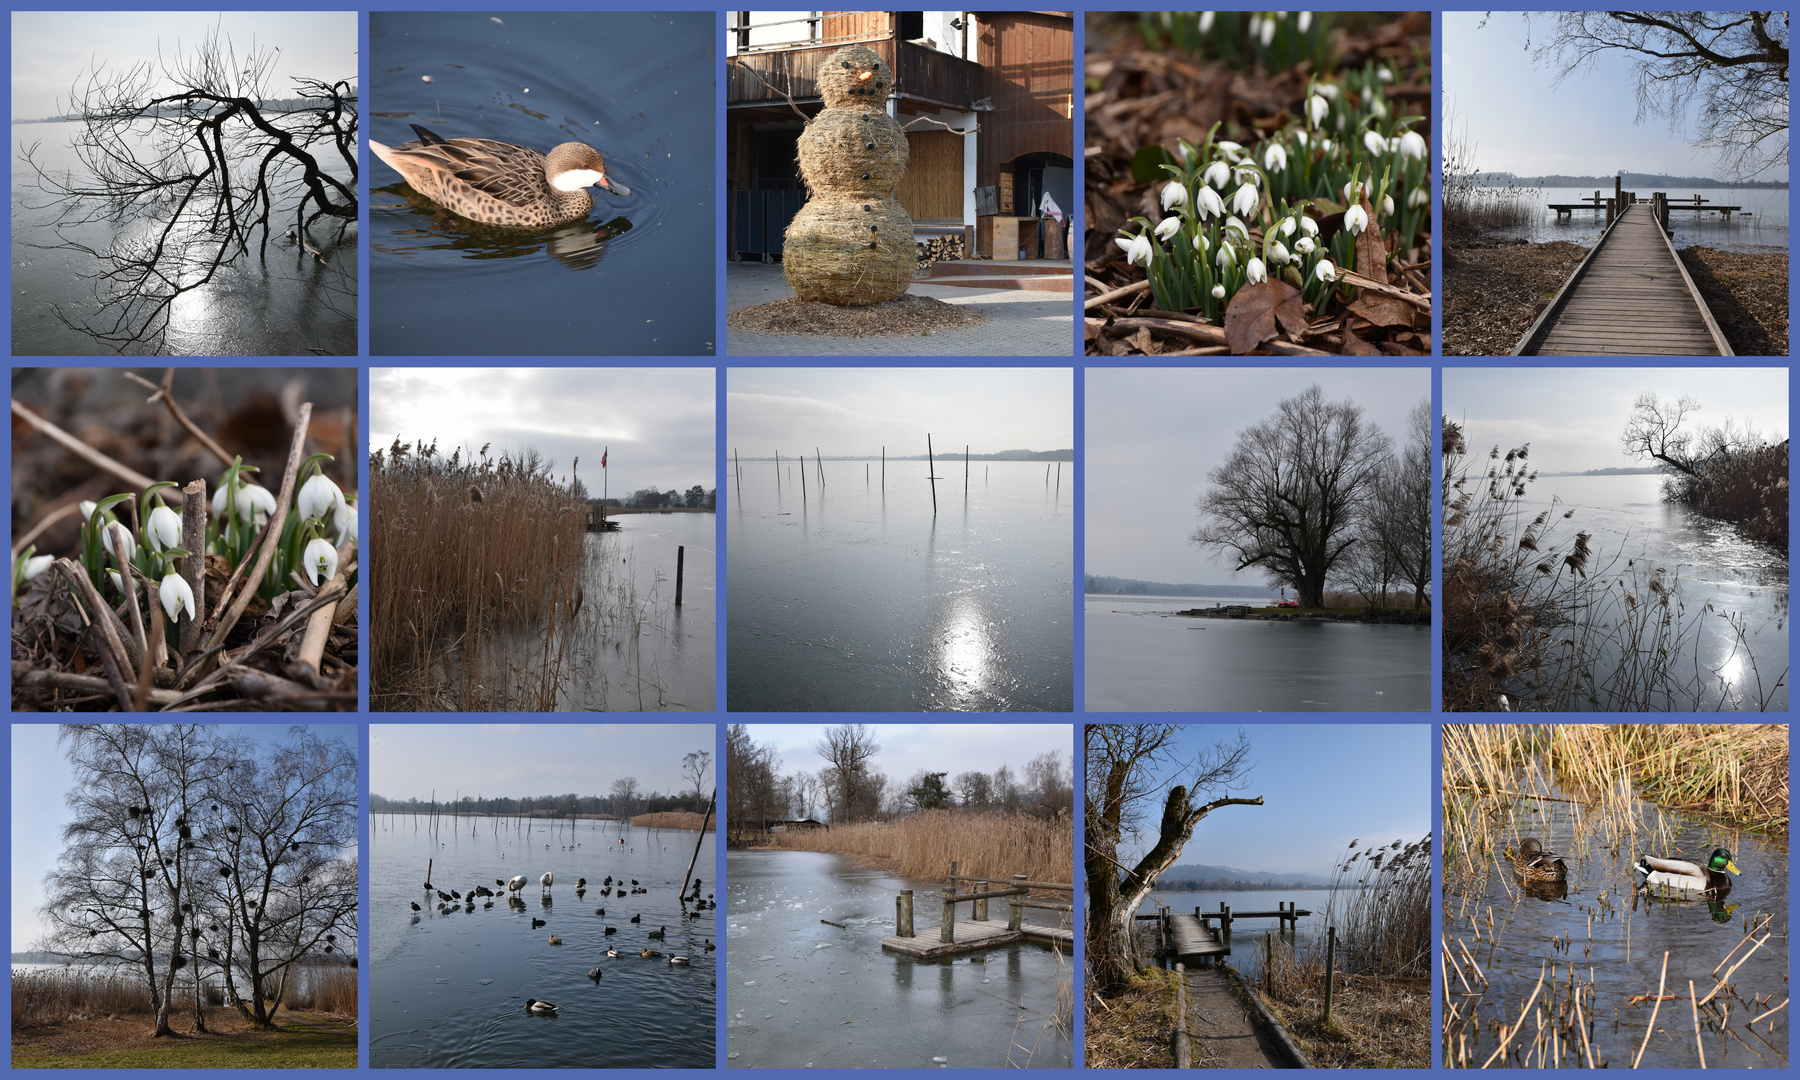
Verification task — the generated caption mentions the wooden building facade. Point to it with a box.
[727,11,1073,260]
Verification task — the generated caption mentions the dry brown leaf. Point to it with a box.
[1354,196,1388,285]
[1224,280,1307,354]
[1341,326,1382,355]
[1349,293,1417,329]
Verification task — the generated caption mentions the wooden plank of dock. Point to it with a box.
[882,919,1022,957]
[1516,203,1731,356]
[1167,912,1228,960]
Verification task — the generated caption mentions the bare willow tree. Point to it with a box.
[19,25,357,352]
[1084,725,1260,991]
[1527,11,1790,180]
[814,723,882,823]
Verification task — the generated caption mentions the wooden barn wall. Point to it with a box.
[975,12,1074,187]
[897,130,963,221]
[821,12,892,44]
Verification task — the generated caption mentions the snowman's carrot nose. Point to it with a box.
[857,71,873,81]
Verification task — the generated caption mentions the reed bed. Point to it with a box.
[1442,106,1543,241]
[630,810,716,832]
[12,963,356,1028]
[1674,440,1789,549]
[286,964,358,1015]
[766,808,1073,886]
[370,438,588,711]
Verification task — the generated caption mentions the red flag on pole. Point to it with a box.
[601,449,608,468]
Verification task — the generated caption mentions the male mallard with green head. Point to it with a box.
[1634,848,1738,896]
[1511,838,1568,881]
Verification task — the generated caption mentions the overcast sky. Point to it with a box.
[727,368,1073,458]
[1086,368,1428,584]
[743,723,1070,792]
[371,367,715,498]
[1444,13,1789,181]
[12,724,357,951]
[370,724,714,803]
[1113,725,1429,877]
[1445,367,1789,474]
[12,12,357,119]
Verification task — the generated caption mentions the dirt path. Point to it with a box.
[1184,965,1285,1069]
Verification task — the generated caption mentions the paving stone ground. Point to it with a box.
[725,261,1075,357]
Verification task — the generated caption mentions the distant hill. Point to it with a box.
[1156,863,1335,888]
[1482,171,1787,190]
[739,449,1072,462]
[1537,466,1665,477]
[1086,575,1279,598]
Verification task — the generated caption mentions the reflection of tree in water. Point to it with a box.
[18,26,357,353]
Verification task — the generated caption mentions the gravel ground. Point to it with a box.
[1442,240,1589,356]
[727,292,987,337]
[1677,247,1789,356]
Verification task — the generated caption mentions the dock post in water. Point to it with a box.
[1221,902,1232,953]
[965,445,969,495]
[675,546,685,606]
[973,880,988,921]
[800,453,806,508]
[816,448,824,489]
[734,449,741,503]
[927,434,938,515]
[1323,925,1337,1023]
[940,894,956,943]
[775,451,780,498]
[897,890,914,937]
[1009,874,1027,930]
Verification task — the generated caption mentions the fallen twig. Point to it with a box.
[11,399,183,503]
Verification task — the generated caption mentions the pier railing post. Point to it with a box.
[1221,902,1232,954]
[941,895,956,943]
[1605,197,1615,226]
[897,890,914,937]
[1009,875,1026,931]
[974,880,988,921]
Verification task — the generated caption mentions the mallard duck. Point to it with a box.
[1511,838,1568,881]
[668,955,691,965]
[371,124,632,229]
[640,948,663,958]
[605,947,620,957]
[1635,849,1738,896]
[524,998,558,1015]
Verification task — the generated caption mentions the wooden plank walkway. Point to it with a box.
[880,918,1070,957]
[1168,912,1228,960]
[1515,203,1731,356]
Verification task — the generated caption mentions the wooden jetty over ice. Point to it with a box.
[1514,182,1732,356]
[1549,190,1744,219]
[1143,901,1311,966]
[880,865,1074,958]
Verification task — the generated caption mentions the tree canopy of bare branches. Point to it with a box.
[1528,11,1790,180]
[19,25,358,352]
[38,725,358,1034]
[1190,384,1394,608]
[813,723,882,824]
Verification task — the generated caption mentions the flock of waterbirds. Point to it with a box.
[408,843,717,1017]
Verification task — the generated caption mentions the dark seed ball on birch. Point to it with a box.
[784,198,915,305]
[797,106,907,197]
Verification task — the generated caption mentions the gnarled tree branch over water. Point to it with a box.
[19,27,358,353]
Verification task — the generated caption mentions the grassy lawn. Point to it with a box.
[13,1013,356,1069]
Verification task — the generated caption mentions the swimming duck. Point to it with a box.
[646,926,667,940]
[587,967,603,980]
[371,123,632,229]
[640,948,663,959]
[603,926,617,935]
[1511,838,1568,882]
[668,955,691,965]
[1635,849,1738,896]
[524,998,558,1015]
[531,917,547,929]
[630,914,641,923]
[606,947,620,957]
[548,935,563,946]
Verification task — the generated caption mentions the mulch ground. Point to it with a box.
[1442,239,1590,356]
[726,293,988,337]
[1677,247,1789,356]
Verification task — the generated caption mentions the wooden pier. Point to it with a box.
[1155,901,1311,966]
[1514,201,1731,356]
[880,866,1074,958]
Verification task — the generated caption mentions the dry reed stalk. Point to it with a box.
[1633,951,1670,1068]
[630,811,715,831]
[767,809,1073,886]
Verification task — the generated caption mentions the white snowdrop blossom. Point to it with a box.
[1202,160,1231,190]
[1317,83,1340,101]
[1224,216,1249,242]
[79,500,97,522]
[108,570,130,595]
[1161,182,1188,211]
[1155,216,1182,242]
[1230,183,1259,218]
[1297,10,1312,32]
[1299,215,1319,236]
[1343,179,1371,205]
[298,473,344,524]
[1363,130,1388,157]
[1319,137,1334,153]
[1216,140,1245,163]
[1116,232,1154,267]
[1263,143,1288,173]
[1245,257,1268,284]
[160,572,196,621]
[103,521,135,565]
[1314,259,1337,283]
[1234,165,1260,188]
[1192,232,1209,254]
[1306,94,1328,128]
[304,538,339,587]
[147,505,182,550]
[1198,11,1215,33]
[1408,186,1431,208]
[1380,194,1395,216]
[1280,216,1297,237]
[1344,204,1370,235]
[334,497,358,547]
[1368,95,1387,119]
[1258,15,1276,46]
[1216,240,1236,270]
[1398,130,1427,160]
[1378,66,1395,83]
[1267,241,1291,265]
[19,553,53,581]
[1293,236,1316,255]
[1211,284,1226,299]
[1196,185,1226,219]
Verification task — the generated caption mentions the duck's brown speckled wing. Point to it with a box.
[392,137,548,209]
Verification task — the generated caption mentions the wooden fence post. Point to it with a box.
[1324,925,1337,1024]
[897,890,914,937]
[941,895,956,943]
[1221,903,1232,954]
[1174,962,1191,1067]
[1265,930,1273,994]
[974,880,988,921]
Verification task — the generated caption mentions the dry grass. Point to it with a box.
[1442,103,1542,244]
[13,965,357,1029]
[1084,967,1179,1069]
[370,439,587,711]
[286,965,357,1015]
[630,810,716,832]
[1677,440,1789,549]
[1261,970,1430,1069]
[765,808,1072,885]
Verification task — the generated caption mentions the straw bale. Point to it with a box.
[799,107,908,197]
[817,44,893,110]
[784,197,915,305]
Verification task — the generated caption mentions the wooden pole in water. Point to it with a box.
[1010,874,1027,931]
[800,454,806,508]
[734,449,741,503]
[1323,925,1337,1023]
[675,545,685,606]
[677,789,714,903]
[881,446,885,490]
[1174,961,1191,1067]
[816,448,823,489]
[974,879,988,921]
[774,451,780,498]
[927,434,938,515]
[940,893,956,943]
[897,889,914,937]
[965,445,969,495]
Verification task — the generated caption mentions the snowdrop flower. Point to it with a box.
[1203,160,1231,190]
[1268,240,1291,265]
[304,538,339,587]
[334,497,358,548]
[1195,185,1226,219]
[1314,259,1337,283]
[19,553,53,581]
[1155,216,1182,242]
[1279,216,1297,237]
[1245,257,1268,284]
[1344,203,1370,235]
[1161,182,1188,211]
[1233,165,1260,188]
[1215,240,1236,270]
[214,481,278,522]
[298,473,343,524]
[1198,11,1215,33]
[146,505,182,550]
[1306,94,1329,128]
[1343,179,1371,205]
[1378,66,1395,84]
[1398,130,1427,160]
[1293,236,1316,255]
[1293,130,1308,149]
[1363,130,1388,157]
[1317,83,1340,101]
[1116,231,1154,267]
[1380,194,1395,216]
[1230,183,1259,217]
[1224,216,1249,242]
[1297,10,1312,33]
[103,520,135,565]
[1319,137,1334,153]
[79,500,97,522]
[1216,140,1244,163]
[1263,143,1288,173]
[1368,95,1387,119]
[1299,215,1319,236]
[108,570,130,595]
[1258,15,1276,46]
[1408,185,1431,208]
[1192,232,1209,254]
[160,572,195,621]
[1211,284,1226,300]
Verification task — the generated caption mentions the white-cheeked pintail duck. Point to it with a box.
[370,123,631,229]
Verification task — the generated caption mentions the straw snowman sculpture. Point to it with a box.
[783,45,914,305]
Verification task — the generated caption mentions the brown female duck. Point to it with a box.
[371,123,631,229]
[1512,838,1568,882]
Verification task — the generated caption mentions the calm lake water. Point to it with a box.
[1479,186,1788,253]
[370,814,715,1068]
[1085,594,1431,712]
[1519,473,1788,711]
[1136,887,1351,985]
[1444,786,1789,1069]
[728,459,1073,712]
[13,121,358,356]
[726,849,1073,1069]
[368,11,714,356]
